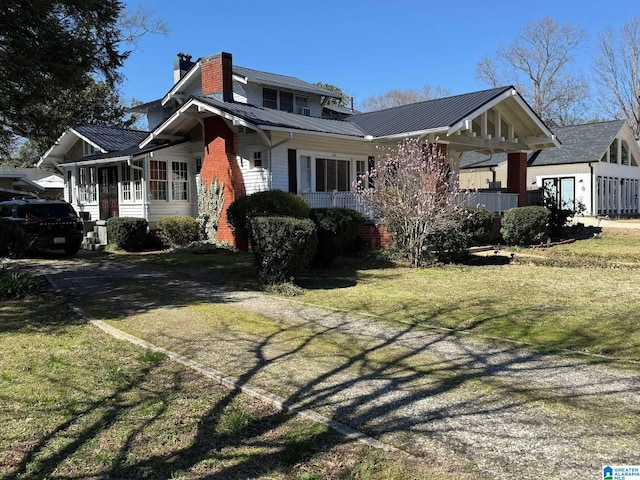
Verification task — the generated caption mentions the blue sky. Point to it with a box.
[119,0,636,109]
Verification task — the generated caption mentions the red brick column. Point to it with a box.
[507,152,528,207]
[200,116,245,248]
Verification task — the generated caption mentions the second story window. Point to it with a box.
[263,88,277,109]
[296,96,310,115]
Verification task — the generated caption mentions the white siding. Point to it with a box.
[144,143,199,222]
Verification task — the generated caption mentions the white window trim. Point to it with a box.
[297,150,366,193]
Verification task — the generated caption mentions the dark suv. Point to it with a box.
[0,198,84,255]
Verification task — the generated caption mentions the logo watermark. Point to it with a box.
[604,466,640,480]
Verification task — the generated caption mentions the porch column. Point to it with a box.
[201,116,245,248]
[507,152,527,207]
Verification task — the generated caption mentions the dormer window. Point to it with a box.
[263,88,277,109]
[295,96,310,116]
[262,87,310,115]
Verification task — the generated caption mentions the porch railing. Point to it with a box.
[301,192,373,217]
[464,191,518,215]
[302,191,519,218]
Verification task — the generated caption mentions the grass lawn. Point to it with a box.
[0,292,436,480]
[124,229,640,363]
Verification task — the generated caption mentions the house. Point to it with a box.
[0,166,63,200]
[38,51,559,247]
[459,120,640,216]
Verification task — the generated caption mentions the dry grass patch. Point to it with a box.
[0,291,445,480]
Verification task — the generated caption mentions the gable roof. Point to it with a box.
[459,120,634,170]
[347,87,514,138]
[528,120,625,166]
[146,84,558,153]
[72,125,150,152]
[194,96,366,137]
[233,65,342,98]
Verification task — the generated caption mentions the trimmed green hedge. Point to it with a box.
[249,216,317,286]
[106,217,148,251]
[500,206,550,246]
[309,207,366,268]
[156,216,200,247]
[462,207,496,246]
[227,190,311,231]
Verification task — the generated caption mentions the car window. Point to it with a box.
[27,204,76,219]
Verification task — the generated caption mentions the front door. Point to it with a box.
[99,166,119,219]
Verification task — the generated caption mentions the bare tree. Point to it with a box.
[360,85,450,112]
[475,17,590,126]
[595,16,640,137]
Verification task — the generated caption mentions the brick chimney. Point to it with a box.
[201,52,234,102]
[173,52,194,84]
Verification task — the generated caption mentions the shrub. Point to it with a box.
[106,217,148,251]
[249,216,317,287]
[0,218,27,258]
[227,190,311,231]
[0,267,42,299]
[156,216,200,247]
[309,208,366,268]
[462,208,496,246]
[500,206,550,246]
[428,222,470,264]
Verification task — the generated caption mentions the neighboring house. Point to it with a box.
[460,120,640,216]
[38,51,559,246]
[0,166,63,200]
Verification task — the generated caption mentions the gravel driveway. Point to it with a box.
[10,252,640,480]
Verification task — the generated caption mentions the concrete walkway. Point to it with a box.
[9,253,640,480]
[576,215,640,229]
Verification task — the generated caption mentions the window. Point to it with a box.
[122,161,143,202]
[622,140,629,165]
[315,158,350,192]
[263,88,278,109]
[252,150,263,168]
[610,139,618,164]
[78,166,97,202]
[280,91,293,112]
[83,142,96,157]
[300,155,312,192]
[171,161,188,200]
[150,160,167,200]
[295,95,309,115]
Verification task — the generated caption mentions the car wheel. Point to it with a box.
[64,243,81,256]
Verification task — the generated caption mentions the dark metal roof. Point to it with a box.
[195,96,367,137]
[346,86,513,137]
[459,151,507,169]
[72,125,150,152]
[0,166,47,179]
[75,139,189,163]
[233,65,342,98]
[528,120,625,166]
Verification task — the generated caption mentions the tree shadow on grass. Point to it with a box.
[6,251,639,479]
